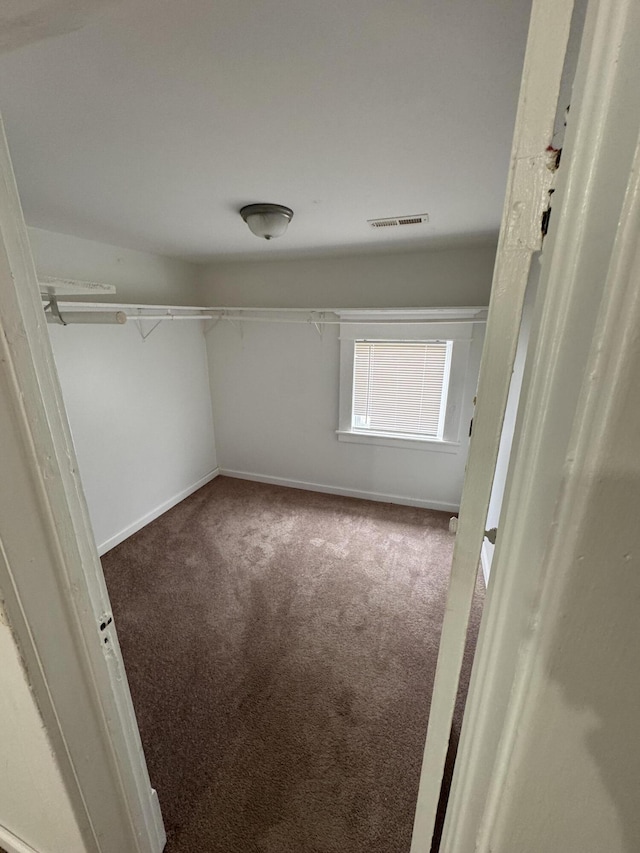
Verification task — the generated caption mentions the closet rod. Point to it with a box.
[209,315,485,325]
[46,311,128,325]
[45,300,488,316]
[47,312,484,326]
[46,311,212,325]
[206,305,488,315]
[43,300,487,326]
[126,314,213,321]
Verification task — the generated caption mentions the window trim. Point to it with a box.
[336,429,461,452]
[338,319,475,451]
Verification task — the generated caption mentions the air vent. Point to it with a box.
[368,213,429,229]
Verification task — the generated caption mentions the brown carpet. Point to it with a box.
[101,476,483,853]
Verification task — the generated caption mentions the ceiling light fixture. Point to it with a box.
[240,203,294,240]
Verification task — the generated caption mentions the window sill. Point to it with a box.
[336,430,461,453]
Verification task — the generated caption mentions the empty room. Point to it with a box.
[0,1,579,852]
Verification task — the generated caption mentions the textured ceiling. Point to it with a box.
[0,0,532,260]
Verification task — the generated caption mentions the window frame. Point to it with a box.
[350,338,454,441]
[337,319,474,452]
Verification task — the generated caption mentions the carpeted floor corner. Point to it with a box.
[101,476,483,853]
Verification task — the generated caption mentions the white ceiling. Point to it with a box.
[0,0,532,261]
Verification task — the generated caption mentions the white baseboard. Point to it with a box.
[98,468,220,555]
[0,825,39,853]
[219,469,460,513]
[481,539,493,587]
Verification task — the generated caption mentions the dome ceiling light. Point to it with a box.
[240,203,294,240]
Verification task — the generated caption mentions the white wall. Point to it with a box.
[29,226,200,305]
[201,244,493,510]
[35,228,217,553]
[49,321,218,552]
[208,320,483,510]
[197,241,496,309]
[0,605,86,853]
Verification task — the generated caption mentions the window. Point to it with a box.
[351,340,452,440]
[337,314,477,452]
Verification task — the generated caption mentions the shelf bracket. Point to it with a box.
[224,312,244,339]
[43,294,67,325]
[309,311,326,338]
[204,315,223,335]
[134,313,162,342]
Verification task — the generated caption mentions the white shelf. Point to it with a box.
[39,276,116,296]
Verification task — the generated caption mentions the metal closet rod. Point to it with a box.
[208,315,483,325]
[127,314,214,320]
[46,300,488,314]
[45,311,214,325]
[47,313,484,327]
[45,302,487,326]
[204,305,488,314]
[202,307,488,324]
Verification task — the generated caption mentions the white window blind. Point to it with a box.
[352,340,452,439]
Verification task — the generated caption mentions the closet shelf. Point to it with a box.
[39,276,116,296]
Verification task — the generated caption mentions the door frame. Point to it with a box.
[439,0,640,848]
[410,0,576,847]
[0,113,165,852]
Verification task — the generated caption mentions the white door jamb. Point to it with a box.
[0,113,165,852]
[439,0,640,848]
[409,1,575,849]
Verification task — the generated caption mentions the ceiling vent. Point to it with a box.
[368,213,429,229]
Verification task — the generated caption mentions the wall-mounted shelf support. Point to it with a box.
[134,315,163,342]
[309,311,326,338]
[44,294,67,325]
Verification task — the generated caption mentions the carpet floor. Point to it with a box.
[101,476,483,853]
